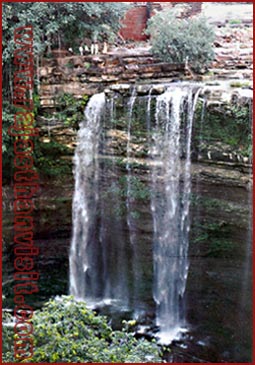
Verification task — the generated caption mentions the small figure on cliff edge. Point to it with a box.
[79,45,83,56]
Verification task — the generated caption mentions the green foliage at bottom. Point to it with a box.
[2,310,13,362]
[4,296,162,363]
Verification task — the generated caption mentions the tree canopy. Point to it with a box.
[2,2,130,63]
[2,2,131,179]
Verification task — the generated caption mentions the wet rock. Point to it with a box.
[110,84,131,93]
[231,89,253,104]
[151,85,166,94]
[136,85,151,95]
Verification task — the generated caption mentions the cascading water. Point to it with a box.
[150,86,200,344]
[69,92,105,300]
[125,89,143,309]
[69,83,200,343]
[126,89,137,237]
[146,88,153,131]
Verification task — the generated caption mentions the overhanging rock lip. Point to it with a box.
[106,81,203,96]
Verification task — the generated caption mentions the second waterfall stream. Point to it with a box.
[69,84,201,344]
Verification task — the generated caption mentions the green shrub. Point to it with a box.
[193,99,252,157]
[228,19,242,25]
[146,10,215,72]
[55,93,89,127]
[230,81,250,88]
[15,296,162,363]
[34,139,73,177]
[2,310,14,362]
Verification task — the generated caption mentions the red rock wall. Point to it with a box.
[119,3,203,42]
[119,6,149,42]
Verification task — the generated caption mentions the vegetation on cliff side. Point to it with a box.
[2,3,131,180]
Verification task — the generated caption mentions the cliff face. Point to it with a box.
[3,84,252,310]
[39,51,187,108]
[36,82,252,175]
[3,3,253,309]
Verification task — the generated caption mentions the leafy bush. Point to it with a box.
[15,296,162,363]
[2,3,131,63]
[31,93,89,177]
[33,139,72,177]
[55,93,89,127]
[146,10,215,72]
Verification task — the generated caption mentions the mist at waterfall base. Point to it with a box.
[69,84,252,360]
[70,84,200,345]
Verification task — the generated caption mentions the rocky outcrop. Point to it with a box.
[212,26,253,80]
[39,53,187,107]
[3,85,252,313]
[37,2,253,108]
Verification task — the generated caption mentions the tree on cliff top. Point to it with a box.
[146,9,215,73]
[2,2,131,177]
[2,2,130,98]
[2,2,130,61]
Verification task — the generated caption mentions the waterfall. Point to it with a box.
[126,88,137,236]
[69,93,105,300]
[197,98,207,161]
[69,84,200,342]
[125,89,142,308]
[150,86,200,344]
[146,88,153,132]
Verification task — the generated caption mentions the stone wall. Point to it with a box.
[119,5,149,41]
[211,25,253,80]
